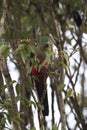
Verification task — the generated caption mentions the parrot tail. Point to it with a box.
[32,66,49,116]
[35,83,49,116]
[42,90,49,116]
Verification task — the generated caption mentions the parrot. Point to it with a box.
[31,41,50,116]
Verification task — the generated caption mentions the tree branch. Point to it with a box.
[0,0,7,37]
[0,53,21,130]
[49,5,66,130]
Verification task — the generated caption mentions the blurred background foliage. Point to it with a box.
[0,0,87,130]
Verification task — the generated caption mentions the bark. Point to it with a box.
[70,96,87,130]
[0,70,5,101]
[0,0,7,37]
[0,54,21,130]
[50,5,66,130]
[0,1,20,129]
[6,1,34,129]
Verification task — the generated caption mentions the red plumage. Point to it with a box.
[31,63,49,116]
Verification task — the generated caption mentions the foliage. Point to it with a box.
[0,0,87,130]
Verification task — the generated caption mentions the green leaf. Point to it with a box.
[41,35,50,43]
[1,116,6,127]
[20,50,27,63]
[14,44,28,63]
[14,44,25,55]
[66,89,73,98]
[15,116,25,124]
[29,100,36,109]
[15,96,20,102]
[13,118,20,126]
[0,45,7,53]
[23,98,36,108]
[1,85,7,96]
[0,45,9,58]
[57,83,65,91]
[63,51,70,67]
[77,93,81,102]
[15,83,20,96]
[23,98,30,107]
[5,99,12,109]
[48,71,55,78]
[59,61,67,70]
